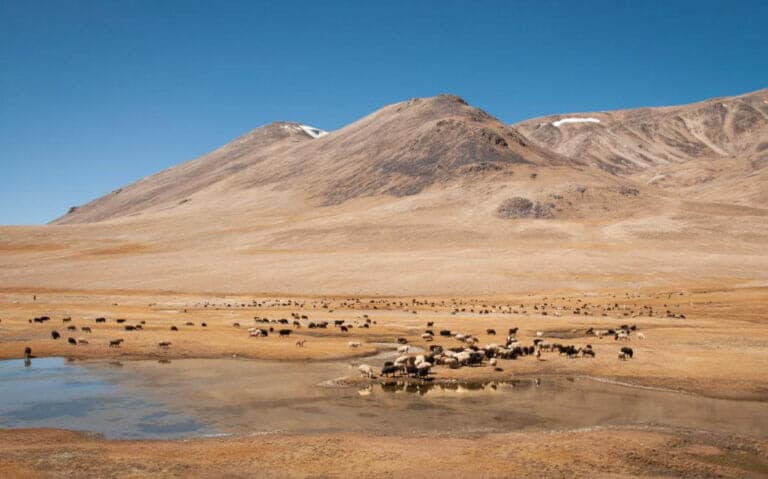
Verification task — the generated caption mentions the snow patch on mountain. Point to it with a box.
[552,117,601,127]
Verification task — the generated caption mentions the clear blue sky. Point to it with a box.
[1,0,766,225]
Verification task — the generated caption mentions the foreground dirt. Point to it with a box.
[1,427,767,479]
[1,286,767,400]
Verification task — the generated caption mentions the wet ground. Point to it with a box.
[1,355,766,439]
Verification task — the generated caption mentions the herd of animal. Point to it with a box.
[12,292,668,384]
[26,315,170,351]
[355,322,642,380]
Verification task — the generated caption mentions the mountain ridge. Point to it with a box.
[52,89,767,226]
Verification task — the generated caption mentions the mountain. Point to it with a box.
[515,89,768,207]
[54,95,578,225]
[1,90,766,296]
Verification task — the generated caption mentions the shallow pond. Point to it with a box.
[1,356,766,439]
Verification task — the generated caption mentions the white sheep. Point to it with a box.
[348,341,361,348]
[358,364,373,378]
[456,351,471,365]
[77,337,89,345]
[536,331,544,337]
[637,332,646,340]
[394,355,409,365]
[421,333,434,341]
[441,357,458,367]
[397,345,409,353]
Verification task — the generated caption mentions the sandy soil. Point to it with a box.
[1,427,767,478]
[1,286,766,399]
[1,286,767,478]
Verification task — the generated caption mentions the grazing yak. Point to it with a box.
[51,331,60,340]
[380,364,399,377]
[67,337,77,345]
[619,347,634,360]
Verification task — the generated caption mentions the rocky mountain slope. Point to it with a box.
[1,90,765,296]
[53,94,637,225]
[515,89,768,206]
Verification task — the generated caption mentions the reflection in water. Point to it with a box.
[370,378,565,396]
[1,357,767,440]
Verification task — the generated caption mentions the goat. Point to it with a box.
[295,339,306,347]
[348,341,361,348]
[109,339,124,348]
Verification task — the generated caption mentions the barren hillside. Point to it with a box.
[516,89,768,206]
[0,91,766,296]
